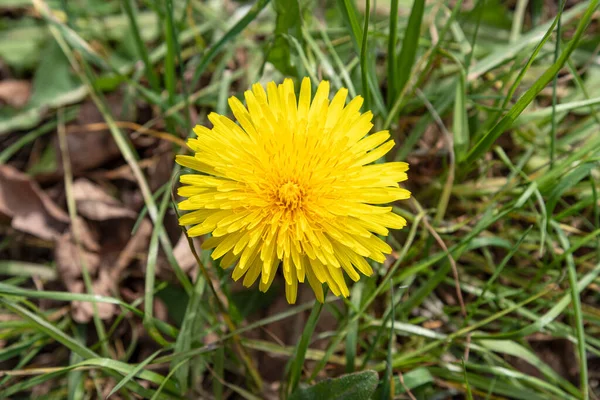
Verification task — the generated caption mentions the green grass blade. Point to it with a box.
[173,264,206,392]
[360,0,371,109]
[268,0,302,75]
[553,223,589,399]
[387,0,399,105]
[108,349,164,398]
[380,281,395,400]
[144,188,172,346]
[336,0,386,115]
[514,96,600,126]
[464,0,599,165]
[0,109,76,164]
[545,163,594,217]
[393,0,425,103]
[0,298,97,359]
[287,299,325,395]
[346,281,363,373]
[0,283,178,337]
[122,0,160,91]
[190,0,270,89]
[0,261,57,280]
[453,70,469,163]
[57,108,109,357]
[550,1,565,169]
[467,1,589,81]
[462,360,474,400]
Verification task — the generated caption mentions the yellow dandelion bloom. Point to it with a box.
[177,78,410,304]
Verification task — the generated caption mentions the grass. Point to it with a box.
[1,0,600,399]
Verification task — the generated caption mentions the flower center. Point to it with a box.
[277,181,304,211]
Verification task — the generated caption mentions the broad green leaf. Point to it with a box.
[290,370,379,400]
[0,40,85,135]
[268,0,302,75]
[372,367,434,398]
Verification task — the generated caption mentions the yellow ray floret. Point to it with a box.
[177,77,411,304]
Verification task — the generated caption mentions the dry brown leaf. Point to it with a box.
[70,269,117,323]
[73,178,136,220]
[0,164,68,240]
[111,218,152,280]
[0,80,31,108]
[173,232,197,274]
[56,98,123,174]
[55,231,101,283]
[71,216,100,252]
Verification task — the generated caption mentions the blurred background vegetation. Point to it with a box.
[1,0,600,398]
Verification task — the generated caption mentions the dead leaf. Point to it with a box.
[72,178,136,220]
[173,233,197,274]
[55,231,101,283]
[0,164,68,240]
[71,216,100,252]
[147,147,174,191]
[90,158,157,182]
[111,218,152,280]
[55,97,124,174]
[0,80,31,108]
[71,269,117,323]
[423,320,443,329]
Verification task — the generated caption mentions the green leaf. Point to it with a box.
[268,0,302,75]
[0,40,85,135]
[372,367,434,398]
[0,22,48,70]
[290,370,379,400]
[394,368,433,395]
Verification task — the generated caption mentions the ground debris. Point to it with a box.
[0,79,31,108]
[73,178,136,220]
[0,164,68,240]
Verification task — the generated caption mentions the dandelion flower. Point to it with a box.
[177,78,410,304]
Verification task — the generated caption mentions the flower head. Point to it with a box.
[177,78,410,304]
